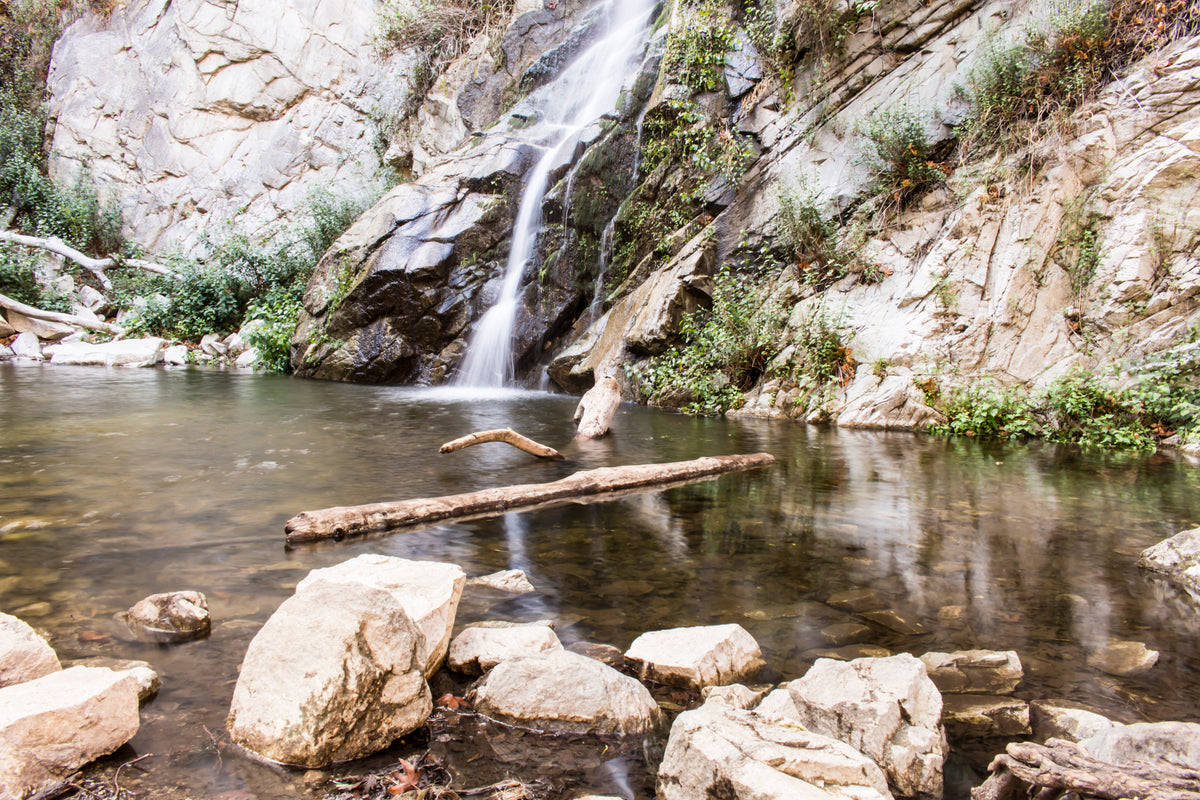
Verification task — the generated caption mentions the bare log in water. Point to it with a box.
[574,376,622,439]
[0,292,125,335]
[439,428,564,460]
[285,453,776,543]
[971,738,1200,800]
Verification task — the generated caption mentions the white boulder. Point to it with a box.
[234,347,259,368]
[1139,528,1200,595]
[0,666,140,799]
[624,624,765,689]
[163,344,189,365]
[10,332,43,361]
[657,700,893,800]
[5,309,73,340]
[473,650,664,735]
[466,569,536,594]
[785,654,947,798]
[0,613,60,688]
[1082,721,1200,768]
[1030,701,1115,743]
[46,337,165,367]
[227,580,431,767]
[296,554,465,677]
[447,621,563,675]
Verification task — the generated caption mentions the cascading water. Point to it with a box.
[454,0,656,388]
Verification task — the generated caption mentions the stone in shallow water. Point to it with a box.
[447,621,563,675]
[919,649,1023,694]
[861,608,928,635]
[1086,640,1158,677]
[941,694,1031,739]
[118,590,210,643]
[466,568,536,594]
[0,612,60,688]
[700,683,770,710]
[825,587,886,613]
[1030,700,1115,743]
[1137,527,1200,596]
[625,624,765,690]
[821,621,872,646]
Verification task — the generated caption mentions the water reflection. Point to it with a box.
[2,363,1200,799]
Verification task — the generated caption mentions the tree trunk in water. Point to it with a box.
[439,428,564,460]
[574,376,622,439]
[285,453,776,544]
[971,739,1200,800]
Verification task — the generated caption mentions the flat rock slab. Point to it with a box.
[0,666,140,799]
[0,612,60,688]
[941,694,1031,739]
[465,569,535,594]
[657,701,893,800]
[448,621,563,675]
[1138,528,1200,595]
[785,653,947,799]
[826,588,887,613]
[624,623,765,689]
[1082,721,1200,768]
[46,337,165,367]
[1030,700,1115,743]
[919,649,1023,694]
[473,650,664,736]
[297,554,465,677]
[860,608,928,635]
[1087,640,1159,677]
[118,590,210,643]
[821,622,872,646]
[227,580,431,767]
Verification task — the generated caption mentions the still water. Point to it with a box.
[3,363,1200,798]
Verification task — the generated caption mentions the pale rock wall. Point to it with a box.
[45,0,420,254]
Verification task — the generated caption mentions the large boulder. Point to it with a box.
[1081,721,1200,768]
[296,554,465,677]
[0,613,60,688]
[473,650,664,735]
[657,700,893,800]
[0,666,140,799]
[10,332,44,361]
[447,621,563,676]
[1138,528,1200,596]
[624,623,765,690]
[45,337,165,367]
[117,590,210,643]
[226,580,432,767]
[785,654,947,798]
[918,650,1022,695]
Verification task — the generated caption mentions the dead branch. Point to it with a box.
[0,230,176,289]
[972,738,1200,800]
[439,428,564,460]
[0,292,124,335]
[574,376,622,439]
[285,453,777,543]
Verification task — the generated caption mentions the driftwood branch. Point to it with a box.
[972,738,1200,800]
[285,453,777,544]
[0,292,124,335]
[574,376,622,439]
[439,428,564,460]
[0,230,176,288]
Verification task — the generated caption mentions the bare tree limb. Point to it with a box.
[0,292,125,335]
[574,376,622,439]
[439,428,564,460]
[0,230,176,288]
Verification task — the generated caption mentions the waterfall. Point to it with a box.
[454,0,656,388]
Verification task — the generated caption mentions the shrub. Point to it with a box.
[775,185,841,285]
[243,296,303,373]
[787,303,855,390]
[301,187,374,263]
[858,105,948,207]
[1040,368,1155,450]
[929,381,1038,439]
[664,3,734,95]
[0,246,71,312]
[375,0,515,74]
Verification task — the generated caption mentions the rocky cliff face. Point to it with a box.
[46,0,419,253]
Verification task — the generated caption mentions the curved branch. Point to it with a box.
[0,230,176,288]
[439,428,564,460]
[0,292,125,335]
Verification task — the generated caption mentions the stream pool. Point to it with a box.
[3,363,1200,798]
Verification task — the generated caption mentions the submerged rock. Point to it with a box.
[0,666,140,799]
[296,554,465,677]
[941,695,1031,739]
[118,590,210,643]
[657,700,893,800]
[919,650,1023,695]
[624,623,765,690]
[447,621,563,675]
[473,650,663,735]
[0,613,60,688]
[227,580,431,767]
[1086,640,1159,677]
[785,654,948,798]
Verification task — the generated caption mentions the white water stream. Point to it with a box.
[455,0,656,387]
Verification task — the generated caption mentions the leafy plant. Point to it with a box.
[0,246,71,312]
[775,184,842,286]
[857,105,948,208]
[664,2,735,94]
[243,296,303,373]
[1053,199,1102,297]
[929,381,1038,440]
[375,0,515,75]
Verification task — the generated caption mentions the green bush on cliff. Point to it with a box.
[857,105,947,208]
[664,2,734,94]
[375,0,516,76]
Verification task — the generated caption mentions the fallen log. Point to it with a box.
[971,738,1200,800]
[574,376,622,439]
[439,428,564,460]
[0,230,176,288]
[286,452,776,544]
[0,292,125,336]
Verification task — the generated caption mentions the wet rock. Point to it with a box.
[227,580,431,767]
[1138,528,1200,596]
[919,650,1022,695]
[66,657,160,703]
[0,612,60,688]
[1030,700,1115,743]
[447,621,563,675]
[566,641,625,667]
[825,588,886,613]
[296,554,465,677]
[466,569,536,594]
[1081,721,1200,767]
[700,683,769,710]
[624,624,764,690]
[860,608,928,636]
[234,347,259,368]
[806,644,893,662]
[941,695,1030,739]
[657,701,893,800]
[46,337,166,367]
[118,590,210,643]
[10,331,43,360]
[0,666,140,799]
[821,621,872,646]
[163,344,189,365]
[1086,640,1159,677]
[473,650,663,735]
[785,654,948,798]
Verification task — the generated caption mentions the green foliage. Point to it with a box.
[0,246,70,312]
[858,105,947,207]
[1040,368,1155,450]
[664,2,734,95]
[742,0,795,90]
[785,0,877,64]
[301,187,374,263]
[1053,199,1102,296]
[786,303,855,390]
[929,381,1038,440]
[641,99,755,185]
[630,270,787,414]
[243,296,303,373]
[775,184,842,286]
